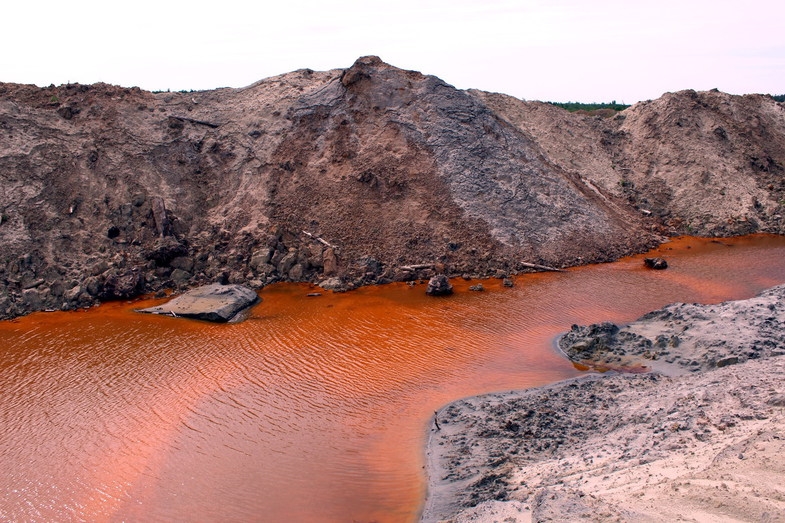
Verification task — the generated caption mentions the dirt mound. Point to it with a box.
[2,57,784,318]
[478,88,785,236]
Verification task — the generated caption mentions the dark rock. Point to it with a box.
[107,226,120,239]
[170,256,195,273]
[502,278,514,287]
[64,285,82,302]
[716,356,739,368]
[137,283,259,323]
[131,193,146,207]
[392,268,414,282]
[469,284,485,291]
[323,247,338,276]
[50,280,65,297]
[22,278,45,290]
[644,257,668,270]
[57,106,78,120]
[250,248,274,271]
[22,289,42,309]
[170,268,192,283]
[101,269,144,299]
[85,277,102,296]
[278,250,298,275]
[768,394,785,407]
[289,263,304,280]
[146,237,188,266]
[426,274,453,296]
[90,260,109,276]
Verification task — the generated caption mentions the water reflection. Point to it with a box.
[2,235,785,522]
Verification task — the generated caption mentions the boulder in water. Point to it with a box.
[426,274,454,296]
[137,283,259,322]
[644,257,668,270]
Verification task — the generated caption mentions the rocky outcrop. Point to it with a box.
[2,57,784,318]
[136,283,259,322]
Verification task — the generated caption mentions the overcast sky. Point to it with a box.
[3,0,783,103]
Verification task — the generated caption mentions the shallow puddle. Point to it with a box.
[2,235,785,522]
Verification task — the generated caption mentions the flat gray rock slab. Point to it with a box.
[137,284,260,322]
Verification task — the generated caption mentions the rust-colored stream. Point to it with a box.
[3,235,785,522]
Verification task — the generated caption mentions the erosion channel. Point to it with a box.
[2,235,785,522]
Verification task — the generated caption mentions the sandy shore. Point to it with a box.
[422,285,785,522]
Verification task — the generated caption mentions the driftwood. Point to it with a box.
[520,262,564,272]
[400,264,434,272]
[171,115,220,128]
[302,230,336,249]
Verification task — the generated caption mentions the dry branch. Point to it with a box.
[520,262,564,272]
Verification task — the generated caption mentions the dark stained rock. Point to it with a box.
[170,256,195,273]
[644,257,668,270]
[170,268,192,283]
[426,274,454,296]
[101,269,144,299]
[137,283,259,322]
[146,237,188,266]
[469,284,485,292]
[716,356,739,368]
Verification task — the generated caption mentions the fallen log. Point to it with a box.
[520,262,564,272]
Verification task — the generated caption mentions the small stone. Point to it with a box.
[426,274,453,296]
[716,356,739,368]
[644,257,668,270]
[319,277,345,291]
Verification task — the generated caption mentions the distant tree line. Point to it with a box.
[771,94,785,102]
[547,101,630,113]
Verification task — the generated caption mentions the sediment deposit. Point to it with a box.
[423,285,785,522]
[2,56,785,319]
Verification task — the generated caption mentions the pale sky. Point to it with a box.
[3,0,783,103]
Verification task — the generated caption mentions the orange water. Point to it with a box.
[2,235,785,522]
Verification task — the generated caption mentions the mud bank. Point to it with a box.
[423,285,785,522]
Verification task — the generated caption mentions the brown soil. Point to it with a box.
[2,56,784,318]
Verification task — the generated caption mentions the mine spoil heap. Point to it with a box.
[1,56,784,318]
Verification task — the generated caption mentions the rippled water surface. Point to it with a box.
[3,235,785,522]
